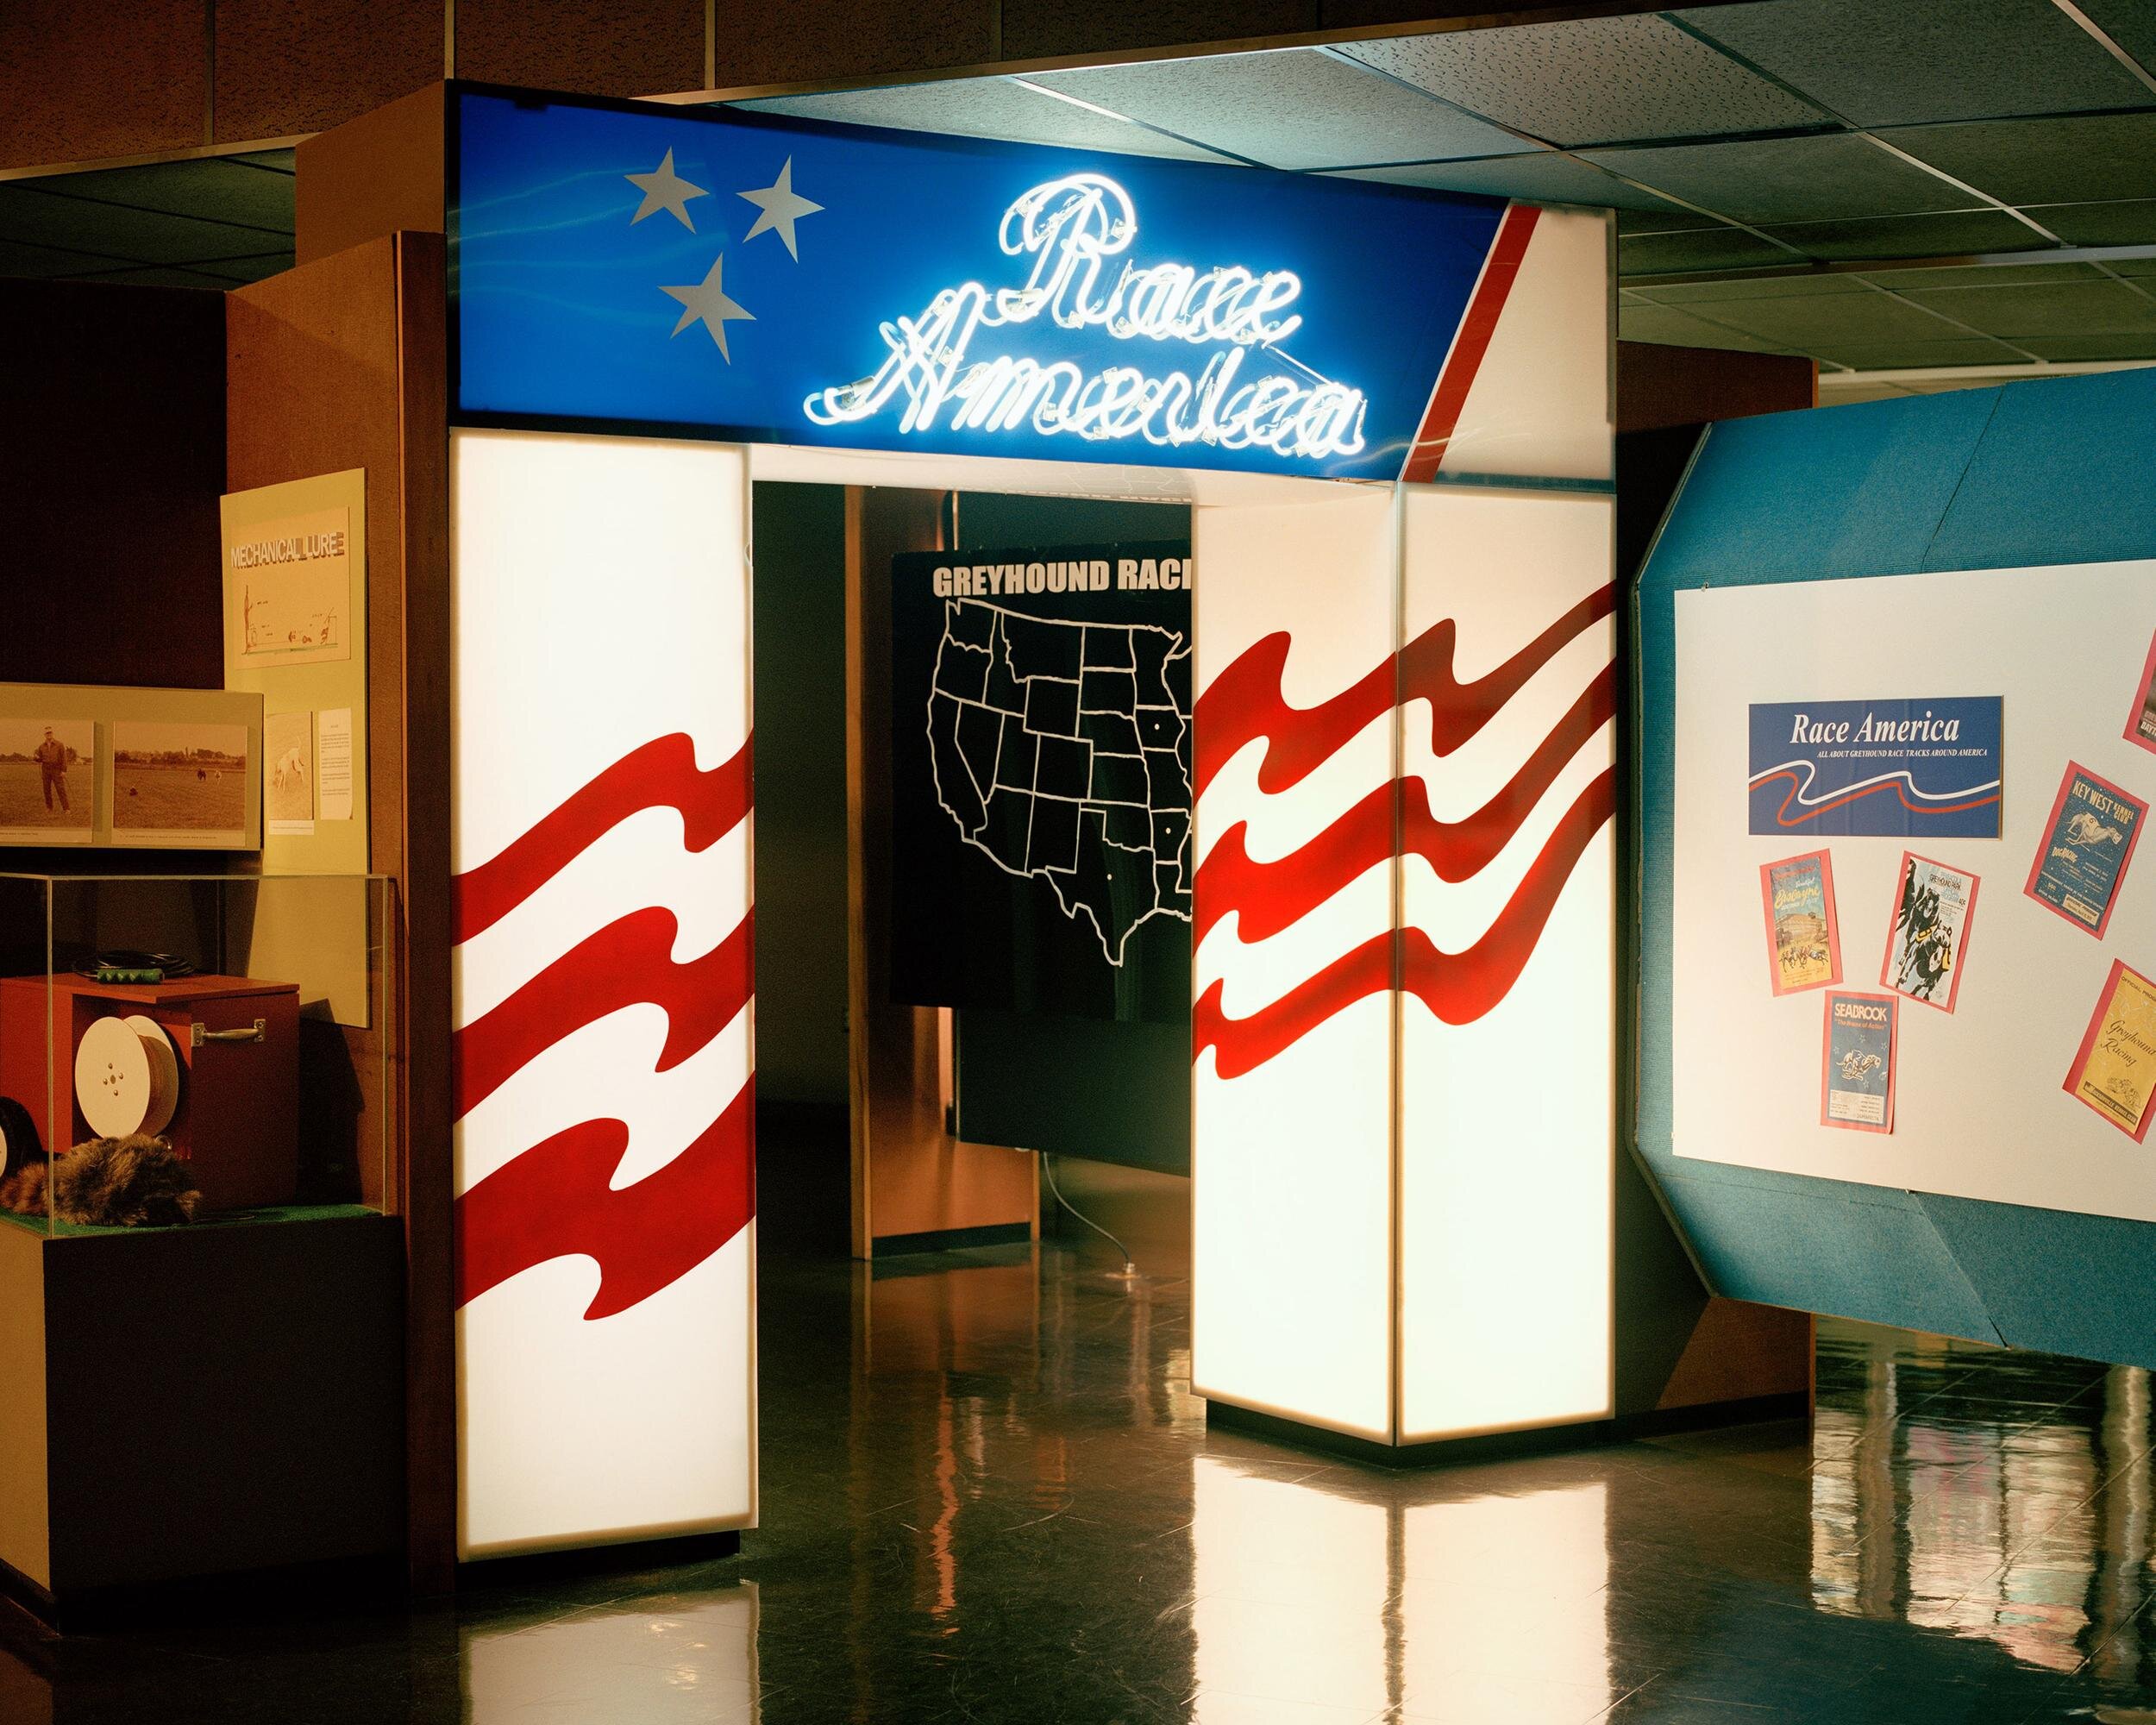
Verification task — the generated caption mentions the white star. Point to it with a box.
[738,158,824,260]
[661,254,755,361]
[626,147,707,230]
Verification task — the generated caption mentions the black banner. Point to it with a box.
[889,540,1193,1020]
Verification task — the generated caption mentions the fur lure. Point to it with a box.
[0,1133,200,1227]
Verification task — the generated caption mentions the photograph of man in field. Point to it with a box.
[111,721,249,842]
[0,718,95,842]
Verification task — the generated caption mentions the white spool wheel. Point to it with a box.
[74,1015,181,1140]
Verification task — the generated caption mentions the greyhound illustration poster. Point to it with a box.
[2126,628,2156,757]
[1748,698,2002,838]
[1759,850,1841,995]
[2065,960,2156,1142]
[2026,762,2147,938]
[1821,990,1897,1133]
[1880,852,1978,1013]
[265,710,315,833]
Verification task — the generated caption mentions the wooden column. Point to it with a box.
[844,489,1037,1258]
[226,233,454,1593]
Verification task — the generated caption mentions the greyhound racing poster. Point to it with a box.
[1821,990,1897,1133]
[2026,762,2147,938]
[1879,852,1977,1013]
[1758,850,1841,996]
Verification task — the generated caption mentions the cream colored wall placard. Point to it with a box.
[223,471,370,1026]
[221,469,368,875]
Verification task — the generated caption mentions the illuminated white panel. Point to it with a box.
[1397,487,1614,1441]
[1193,486,1395,1440]
[451,428,755,1558]
[1189,1457,1392,1720]
[1440,206,1613,484]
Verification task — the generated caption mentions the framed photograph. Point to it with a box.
[2126,626,2156,757]
[1759,850,1842,996]
[1821,990,1897,1134]
[2025,762,2147,938]
[2064,959,2156,1143]
[0,717,95,844]
[110,720,252,847]
[1879,852,1979,1014]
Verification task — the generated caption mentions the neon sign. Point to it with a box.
[805,175,1369,461]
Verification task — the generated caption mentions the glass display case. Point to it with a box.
[0,872,394,1235]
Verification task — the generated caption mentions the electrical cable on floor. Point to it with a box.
[1037,1151,1139,1279]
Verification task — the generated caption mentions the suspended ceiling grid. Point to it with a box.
[3,1,2154,386]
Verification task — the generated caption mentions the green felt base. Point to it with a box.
[0,1201,379,1239]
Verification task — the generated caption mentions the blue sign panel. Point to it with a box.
[1747,698,2003,837]
[449,89,1508,480]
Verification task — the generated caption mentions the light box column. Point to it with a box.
[449,428,756,1559]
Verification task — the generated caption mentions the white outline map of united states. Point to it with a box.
[925,597,1193,965]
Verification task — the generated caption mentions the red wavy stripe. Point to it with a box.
[454,1077,755,1320]
[1193,768,1614,1080]
[1194,587,1613,802]
[1194,668,1613,946]
[453,731,753,945]
[453,906,754,1122]
[1753,769,2002,829]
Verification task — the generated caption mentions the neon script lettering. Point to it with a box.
[805,174,1367,461]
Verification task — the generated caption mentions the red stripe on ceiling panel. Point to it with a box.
[1399,204,1542,485]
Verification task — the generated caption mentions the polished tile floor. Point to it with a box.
[7,1242,2156,1723]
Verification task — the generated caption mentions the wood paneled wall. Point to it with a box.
[226,234,454,1593]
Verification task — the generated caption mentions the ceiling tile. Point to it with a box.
[0,236,120,277]
[1027,49,1539,170]
[1619,226,1796,274]
[1339,14,1822,148]
[1580,134,1972,225]
[2018,336,2156,361]
[1691,289,1960,345]
[1805,336,2032,367]
[2072,0,2156,75]
[1338,152,1677,212]
[2115,256,2156,278]
[739,78,1233,163]
[1863,261,2105,289]
[1820,383,1920,403]
[1639,273,1868,303]
[0,183,281,267]
[1898,277,2156,336]
[1619,207,1723,235]
[1884,114,2156,209]
[66,265,237,289]
[2025,200,2156,247]
[34,159,296,235]
[1759,209,2047,260]
[1619,301,1793,352]
[1675,0,2154,127]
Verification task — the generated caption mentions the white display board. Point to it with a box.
[1674,561,2156,1223]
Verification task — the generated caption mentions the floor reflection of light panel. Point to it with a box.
[1189,1458,1609,1721]
[463,1586,760,1722]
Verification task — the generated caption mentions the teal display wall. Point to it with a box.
[1637,367,2156,1365]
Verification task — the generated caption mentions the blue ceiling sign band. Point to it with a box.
[448,87,1509,481]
